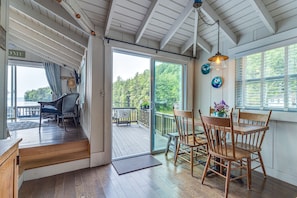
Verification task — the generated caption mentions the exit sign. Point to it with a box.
[8,49,26,58]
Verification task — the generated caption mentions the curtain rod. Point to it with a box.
[104,37,195,59]
[8,59,43,64]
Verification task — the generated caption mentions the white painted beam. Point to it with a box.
[9,31,80,69]
[181,36,194,54]
[105,0,117,36]
[10,0,88,48]
[200,1,237,45]
[58,0,95,36]
[32,0,80,28]
[10,20,82,62]
[135,0,160,44]
[197,35,212,54]
[160,1,194,49]
[247,0,276,34]
[193,9,198,57]
[181,34,212,55]
[9,11,85,56]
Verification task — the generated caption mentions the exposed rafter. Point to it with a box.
[135,0,160,44]
[248,0,276,34]
[32,0,80,28]
[9,10,85,57]
[197,36,212,54]
[160,1,194,49]
[10,0,88,48]
[10,21,82,63]
[9,34,79,70]
[57,0,96,36]
[200,1,237,45]
[105,0,117,36]
[192,9,199,57]
[181,34,211,55]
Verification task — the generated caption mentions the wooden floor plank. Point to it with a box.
[19,153,297,198]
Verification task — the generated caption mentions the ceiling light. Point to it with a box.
[208,20,229,70]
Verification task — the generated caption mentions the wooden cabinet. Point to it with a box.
[0,139,22,198]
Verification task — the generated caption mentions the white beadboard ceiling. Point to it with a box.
[7,0,297,69]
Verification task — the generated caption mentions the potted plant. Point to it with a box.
[213,100,229,117]
[141,100,150,109]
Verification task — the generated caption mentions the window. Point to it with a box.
[236,44,297,111]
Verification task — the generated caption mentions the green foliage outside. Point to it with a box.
[113,62,182,114]
[239,44,297,108]
[24,87,52,102]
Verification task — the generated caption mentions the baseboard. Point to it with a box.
[21,158,90,182]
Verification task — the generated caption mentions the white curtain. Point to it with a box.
[44,62,62,99]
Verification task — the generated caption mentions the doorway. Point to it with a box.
[112,51,186,160]
[7,62,50,120]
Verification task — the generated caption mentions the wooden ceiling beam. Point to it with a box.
[10,0,88,48]
[105,0,117,36]
[135,0,160,44]
[160,1,194,49]
[247,0,276,34]
[10,20,82,63]
[200,1,237,45]
[9,10,85,56]
[9,31,80,69]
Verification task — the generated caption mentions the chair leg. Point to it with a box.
[190,148,194,176]
[62,117,67,131]
[174,143,180,165]
[258,151,267,178]
[39,114,42,132]
[165,136,172,156]
[224,161,232,198]
[73,116,78,127]
[247,157,251,190]
[201,154,211,184]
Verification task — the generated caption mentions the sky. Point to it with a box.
[7,66,49,97]
[8,52,149,98]
[113,52,150,82]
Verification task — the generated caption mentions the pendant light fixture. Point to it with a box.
[208,20,229,70]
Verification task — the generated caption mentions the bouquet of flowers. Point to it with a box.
[214,100,229,114]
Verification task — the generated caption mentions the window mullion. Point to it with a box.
[284,46,289,110]
[260,53,264,110]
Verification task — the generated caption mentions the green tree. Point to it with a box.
[24,87,52,101]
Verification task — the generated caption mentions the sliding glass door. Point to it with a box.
[112,50,186,157]
[151,60,185,152]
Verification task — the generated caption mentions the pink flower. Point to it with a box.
[214,100,229,113]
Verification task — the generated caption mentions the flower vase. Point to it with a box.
[214,112,226,117]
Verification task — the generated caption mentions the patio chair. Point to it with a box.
[38,93,79,131]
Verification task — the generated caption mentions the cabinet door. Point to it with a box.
[0,151,18,198]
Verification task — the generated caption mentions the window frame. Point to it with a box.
[235,44,297,112]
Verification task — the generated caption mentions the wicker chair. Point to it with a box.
[38,93,79,131]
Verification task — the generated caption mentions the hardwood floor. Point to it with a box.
[19,152,297,198]
[8,119,90,173]
[8,119,87,148]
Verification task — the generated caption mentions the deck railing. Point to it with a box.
[12,106,176,136]
[7,105,40,119]
[112,107,176,136]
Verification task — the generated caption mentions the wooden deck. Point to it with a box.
[112,123,168,159]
